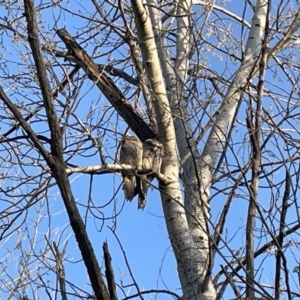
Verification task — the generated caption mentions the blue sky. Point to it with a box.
[0,0,300,299]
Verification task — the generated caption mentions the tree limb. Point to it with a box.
[23,2,110,299]
[56,28,156,142]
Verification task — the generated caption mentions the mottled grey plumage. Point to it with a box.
[120,136,143,201]
[137,139,164,209]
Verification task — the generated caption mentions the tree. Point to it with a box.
[0,0,299,299]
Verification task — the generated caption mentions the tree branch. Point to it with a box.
[102,242,117,300]
[56,28,155,142]
[24,0,62,158]
[23,2,111,299]
[66,163,174,185]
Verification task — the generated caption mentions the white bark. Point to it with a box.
[132,1,216,299]
[147,1,216,298]
[199,0,268,200]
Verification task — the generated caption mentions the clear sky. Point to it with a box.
[0,0,300,299]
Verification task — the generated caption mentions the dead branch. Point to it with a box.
[56,28,156,142]
[103,242,117,300]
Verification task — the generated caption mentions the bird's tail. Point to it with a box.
[138,195,146,210]
[137,175,148,210]
[123,175,135,201]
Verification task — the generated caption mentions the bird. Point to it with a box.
[136,139,164,209]
[119,136,143,201]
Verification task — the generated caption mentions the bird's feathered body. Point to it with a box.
[137,139,164,209]
[120,136,143,200]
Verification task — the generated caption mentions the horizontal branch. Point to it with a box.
[66,164,173,185]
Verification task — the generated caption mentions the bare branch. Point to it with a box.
[103,242,117,300]
[56,28,156,142]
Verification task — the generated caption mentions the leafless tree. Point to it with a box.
[0,0,299,299]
